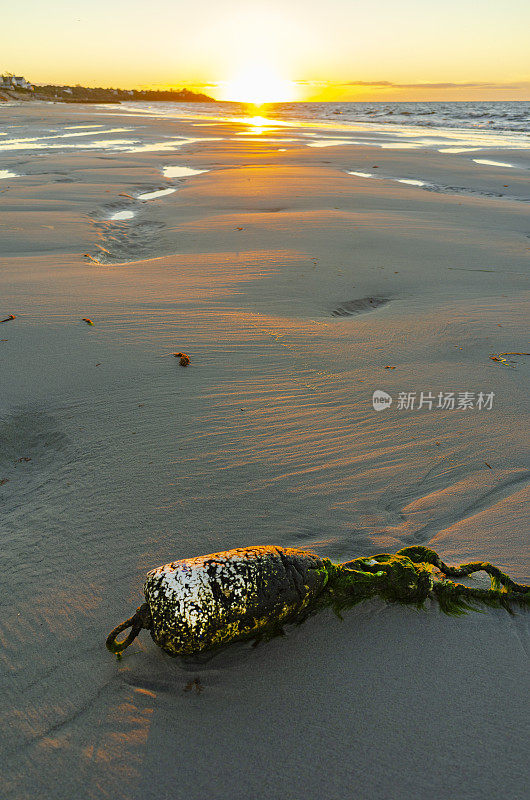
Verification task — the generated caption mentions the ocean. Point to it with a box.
[266,100,530,134]
[112,99,530,152]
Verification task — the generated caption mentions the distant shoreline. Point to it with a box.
[0,85,215,104]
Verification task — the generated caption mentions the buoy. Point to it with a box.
[82,318,94,325]
[106,545,529,658]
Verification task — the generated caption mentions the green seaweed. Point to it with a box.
[316,548,530,619]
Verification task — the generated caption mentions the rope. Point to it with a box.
[105,603,152,654]
[329,547,529,616]
[397,546,528,593]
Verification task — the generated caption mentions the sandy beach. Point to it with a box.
[1,101,529,800]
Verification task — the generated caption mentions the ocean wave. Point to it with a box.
[270,101,530,135]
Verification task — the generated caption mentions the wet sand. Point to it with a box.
[0,102,529,800]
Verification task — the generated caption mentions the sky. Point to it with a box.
[1,0,529,101]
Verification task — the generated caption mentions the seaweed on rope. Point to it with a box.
[318,546,529,618]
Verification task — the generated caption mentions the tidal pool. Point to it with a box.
[107,209,136,221]
[473,158,517,168]
[137,187,176,201]
[162,165,208,178]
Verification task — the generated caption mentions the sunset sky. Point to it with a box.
[2,0,529,101]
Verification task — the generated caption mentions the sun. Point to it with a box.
[219,63,297,106]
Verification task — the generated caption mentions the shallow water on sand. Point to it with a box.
[104,101,530,153]
[347,167,527,201]
[473,158,518,168]
[136,187,176,201]
[162,165,208,178]
[396,178,428,186]
[107,209,136,221]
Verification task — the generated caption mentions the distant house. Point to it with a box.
[0,75,34,90]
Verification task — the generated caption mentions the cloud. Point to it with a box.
[167,81,218,88]
[296,79,530,90]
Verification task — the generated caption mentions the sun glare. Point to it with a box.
[219,63,297,106]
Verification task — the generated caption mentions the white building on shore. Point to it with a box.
[0,75,34,90]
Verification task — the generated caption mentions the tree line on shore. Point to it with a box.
[1,76,215,103]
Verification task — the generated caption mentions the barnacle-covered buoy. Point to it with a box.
[106,545,529,658]
[107,546,326,656]
[146,546,325,655]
